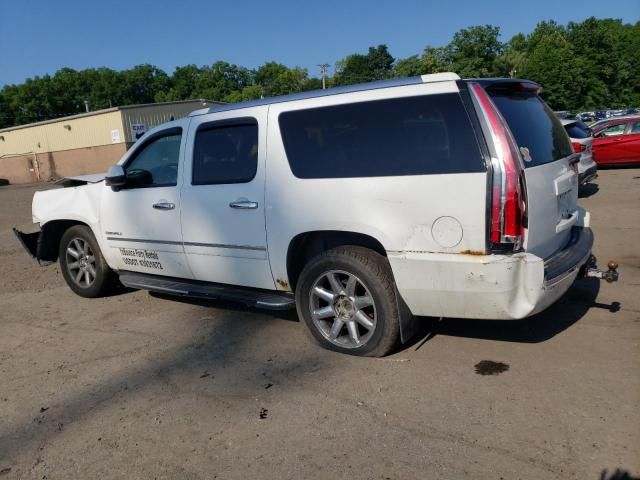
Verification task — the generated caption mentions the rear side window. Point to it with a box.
[192,120,258,185]
[565,123,590,139]
[630,121,640,134]
[278,94,484,179]
[488,90,573,167]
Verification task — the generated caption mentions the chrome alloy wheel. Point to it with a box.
[309,270,377,348]
[65,237,97,288]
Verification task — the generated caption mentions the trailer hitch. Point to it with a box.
[582,255,619,283]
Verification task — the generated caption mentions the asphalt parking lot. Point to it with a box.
[1,169,639,479]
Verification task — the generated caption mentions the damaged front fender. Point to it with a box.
[12,221,77,266]
[12,228,54,266]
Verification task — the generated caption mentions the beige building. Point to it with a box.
[0,99,222,184]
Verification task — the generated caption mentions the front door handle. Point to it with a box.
[229,200,258,209]
[152,201,175,210]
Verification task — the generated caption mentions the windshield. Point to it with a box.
[565,123,590,139]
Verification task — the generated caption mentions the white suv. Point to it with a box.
[15,73,617,356]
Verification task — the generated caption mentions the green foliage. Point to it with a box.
[448,25,503,77]
[1,17,638,128]
[420,47,451,74]
[393,55,424,77]
[334,45,394,85]
[519,31,580,110]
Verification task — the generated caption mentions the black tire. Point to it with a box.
[295,246,401,357]
[59,225,115,298]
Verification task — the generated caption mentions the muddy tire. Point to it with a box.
[59,225,115,298]
[295,246,401,357]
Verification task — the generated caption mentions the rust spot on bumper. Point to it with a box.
[459,249,485,256]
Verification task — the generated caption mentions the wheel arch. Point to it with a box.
[285,230,387,292]
[38,219,92,263]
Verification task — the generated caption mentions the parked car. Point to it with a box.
[13,74,618,357]
[561,118,597,184]
[592,116,640,166]
[578,111,596,122]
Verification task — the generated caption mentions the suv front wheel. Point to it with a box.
[59,225,115,298]
[295,246,400,357]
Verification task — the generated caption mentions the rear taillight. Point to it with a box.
[571,141,584,153]
[469,83,525,250]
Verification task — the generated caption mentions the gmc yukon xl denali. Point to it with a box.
[14,73,618,356]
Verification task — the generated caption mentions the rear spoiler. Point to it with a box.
[465,78,542,95]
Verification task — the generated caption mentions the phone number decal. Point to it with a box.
[119,248,164,270]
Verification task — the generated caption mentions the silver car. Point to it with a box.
[561,118,597,184]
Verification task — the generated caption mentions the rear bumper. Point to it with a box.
[543,227,593,286]
[388,227,593,320]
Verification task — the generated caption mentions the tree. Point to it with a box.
[393,55,424,77]
[519,31,580,110]
[447,25,503,77]
[1,18,638,128]
[334,45,394,85]
[120,64,170,104]
[495,33,527,78]
[420,46,451,74]
[157,64,203,101]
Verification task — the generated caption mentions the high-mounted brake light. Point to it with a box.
[469,83,526,249]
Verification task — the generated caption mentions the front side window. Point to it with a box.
[629,121,640,134]
[192,120,258,185]
[125,129,182,187]
[600,123,626,137]
[278,94,484,179]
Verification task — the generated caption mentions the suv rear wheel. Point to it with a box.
[295,246,400,357]
[59,225,115,298]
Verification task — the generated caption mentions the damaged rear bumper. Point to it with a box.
[13,228,53,266]
[387,227,598,320]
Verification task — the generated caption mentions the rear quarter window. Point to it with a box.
[278,93,485,179]
[488,91,573,167]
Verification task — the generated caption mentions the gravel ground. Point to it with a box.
[0,170,638,479]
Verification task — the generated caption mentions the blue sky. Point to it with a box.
[1,0,638,87]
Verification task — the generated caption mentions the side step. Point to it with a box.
[118,271,295,310]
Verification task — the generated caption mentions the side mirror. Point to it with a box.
[105,165,126,190]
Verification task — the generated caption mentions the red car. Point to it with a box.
[592,116,640,166]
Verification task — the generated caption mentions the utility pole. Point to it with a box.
[318,63,330,89]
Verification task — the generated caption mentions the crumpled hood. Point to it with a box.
[54,173,106,185]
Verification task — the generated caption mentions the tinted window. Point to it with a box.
[489,91,573,167]
[279,94,484,179]
[192,121,258,185]
[565,123,590,139]
[126,130,182,187]
[630,122,640,134]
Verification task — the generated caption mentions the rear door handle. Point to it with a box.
[152,201,175,210]
[229,200,258,209]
